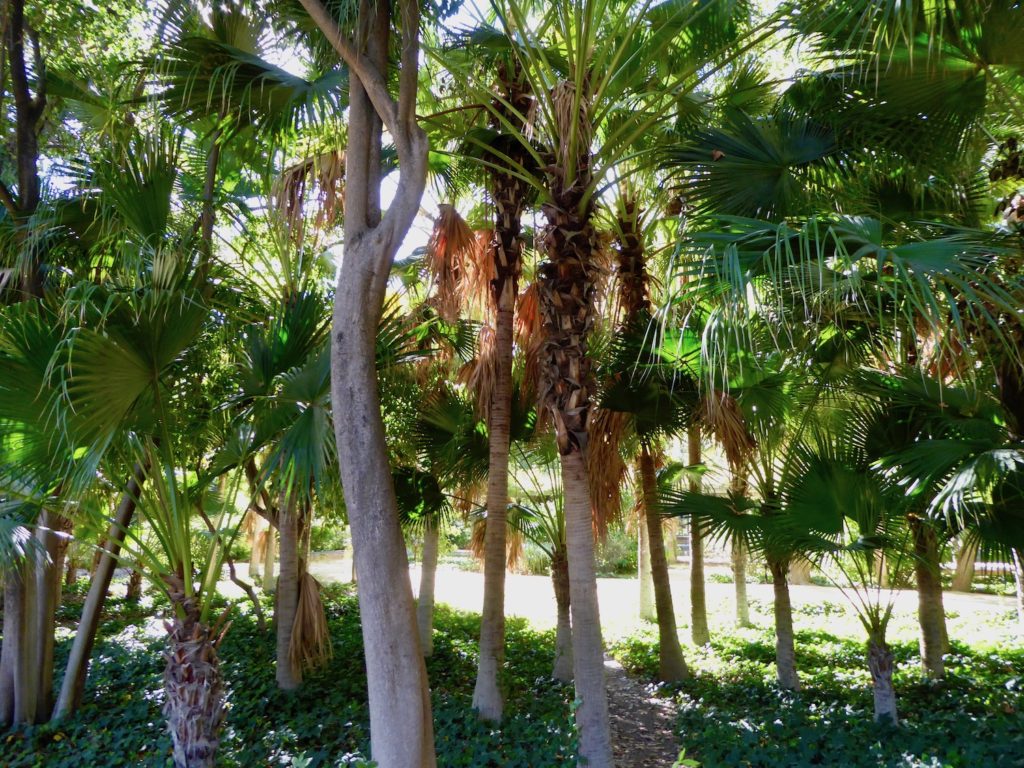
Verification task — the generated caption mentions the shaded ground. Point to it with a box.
[605,656,680,768]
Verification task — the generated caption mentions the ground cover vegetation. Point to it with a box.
[1,0,1024,766]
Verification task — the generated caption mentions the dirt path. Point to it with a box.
[605,657,679,768]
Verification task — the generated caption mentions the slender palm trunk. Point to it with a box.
[769,558,800,690]
[54,466,145,720]
[0,568,27,726]
[687,428,710,645]
[562,451,613,767]
[263,525,277,593]
[163,595,225,768]
[551,547,573,681]
[1012,548,1024,632]
[249,516,264,582]
[638,502,655,621]
[33,510,71,722]
[732,537,751,627]
[276,503,301,690]
[418,524,440,657]
[867,634,898,725]
[639,445,689,682]
[911,519,947,678]
[951,538,977,592]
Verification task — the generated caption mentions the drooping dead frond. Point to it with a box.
[469,514,524,571]
[465,228,497,315]
[587,407,630,540]
[288,572,332,675]
[457,324,498,421]
[426,204,476,322]
[515,282,542,347]
[273,149,346,242]
[701,390,755,471]
[550,80,593,186]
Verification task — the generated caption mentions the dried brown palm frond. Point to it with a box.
[463,324,499,420]
[465,228,497,315]
[288,572,332,675]
[274,149,346,242]
[469,515,525,570]
[587,407,630,541]
[701,390,756,471]
[515,282,543,347]
[241,509,259,538]
[251,529,269,564]
[550,80,593,184]
[426,204,476,322]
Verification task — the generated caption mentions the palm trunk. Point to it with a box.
[867,635,898,725]
[561,450,613,767]
[639,445,689,682]
[126,568,143,602]
[0,569,26,726]
[248,517,263,582]
[263,525,276,593]
[33,510,71,722]
[769,558,800,690]
[638,502,655,621]
[951,538,977,592]
[53,465,145,719]
[911,518,947,678]
[417,524,440,657]
[276,502,301,690]
[64,553,77,588]
[1012,548,1024,632]
[12,559,38,724]
[687,427,710,645]
[732,537,751,628]
[788,558,812,585]
[163,596,225,768]
[551,546,573,681]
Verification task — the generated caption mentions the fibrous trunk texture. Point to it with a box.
[473,63,529,722]
[163,593,225,768]
[867,638,898,725]
[769,558,800,690]
[951,539,977,592]
[732,537,751,628]
[639,445,689,682]
[551,547,573,681]
[418,524,440,657]
[54,465,146,720]
[911,519,948,678]
[687,428,710,645]
[276,503,301,690]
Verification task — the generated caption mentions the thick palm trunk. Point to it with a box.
[911,519,947,678]
[638,503,655,621]
[687,428,710,645]
[54,466,145,720]
[562,451,613,767]
[732,537,751,628]
[163,595,225,768]
[0,569,26,726]
[418,524,440,657]
[276,504,301,690]
[33,510,71,721]
[639,446,689,682]
[951,538,977,592]
[769,558,800,690]
[551,547,573,681]
[867,636,898,725]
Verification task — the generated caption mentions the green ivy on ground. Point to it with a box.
[4,585,576,768]
[610,627,1024,768]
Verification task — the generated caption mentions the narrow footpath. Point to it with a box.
[605,657,680,768]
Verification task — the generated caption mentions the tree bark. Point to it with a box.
[911,518,947,678]
[276,502,301,690]
[867,637,898,725]
[262,524,276,593]
[551,546,573,681]
[638,500,655,622]
[732,537,751,628]
[418,524,439,657]
[1012,548,1024,632]
[0,569,26,727]
[639,445,689,682]
[951,538,976,592]
[769,558,800,690]
[687,427,710,645]
[248,516,263,582]
[561,450,613,767]
[298,0,435,761]
[33,510,71,722]
[53,465,146,720]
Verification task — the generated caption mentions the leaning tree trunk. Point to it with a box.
[54,466,146,719]
[551,546,574,681]
[687,427,711,645]
[163,590,226,768]
[951,538,977,593]
[299,0,435,762]
[417,523,440,657]
[867,633,899,725]
[732,537,751,628]
[911,518,948,678]
[639,444,689,682]
[638,502,655,621]
[276,501,302,690]
[769,558,800,690]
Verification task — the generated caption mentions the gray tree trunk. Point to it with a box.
[1012,548,1024,632]
[732,537,751,628]
[561,450,613,768]
[248,516,263,582]
[53,466,145,720]
[551,547,573,681]
[262,524,276,593]
[769,558,800,690]
[276,503,301,690]
[0,570,25,726]
[911,519,947,678]
[951,538,977,592]
[688,427,710,645]
[33,510,71,722]
[639,446,689,682]
[867,638,898,725]
[417,524,440,657]
[638,500,655,622]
